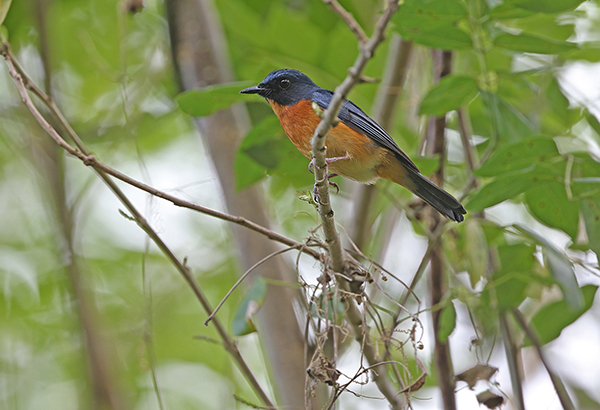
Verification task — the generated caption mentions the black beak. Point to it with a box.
[240,85,263,95]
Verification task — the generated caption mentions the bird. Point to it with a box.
[240,69,466,222]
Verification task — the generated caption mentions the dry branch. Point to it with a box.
[1,42,276,409]
[512,309,574,410]
[2,41,323,262]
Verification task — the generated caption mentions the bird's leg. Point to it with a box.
[323,155,348,194]
[309,155,349,201]
[325,155,350,165]
[309,154,350,173]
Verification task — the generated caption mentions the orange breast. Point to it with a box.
[269,99,318,159]
[268,99,387,183]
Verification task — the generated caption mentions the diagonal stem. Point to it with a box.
[2,40,324,262]
[1,43,276,409]
[512,309,574,410]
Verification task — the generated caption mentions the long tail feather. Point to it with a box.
[407,171,466,222]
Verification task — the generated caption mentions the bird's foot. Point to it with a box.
[312,173,340,203]
[327,174,339,194]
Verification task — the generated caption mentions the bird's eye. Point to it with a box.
[279,78,290,89]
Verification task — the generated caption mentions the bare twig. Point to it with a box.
[512,309,574,410]
[328,360,408,409]
[1,44,276,409]
[499,314,525,410]
[398,220,448,306]
[323,0,368,44]
[205,246,299,325]
[311,0,399,276]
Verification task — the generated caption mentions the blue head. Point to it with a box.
[240,69,319,106]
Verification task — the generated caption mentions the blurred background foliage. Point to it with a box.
[1,0,600,409]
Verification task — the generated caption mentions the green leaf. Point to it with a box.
[475,137,559,177]
[0,0,12,25]
[234,116,289,190]
[542,77,582,134]
[466,166,555,211]
[401,26,473,50]
[234,151,267,190]
[238,116,288,167]
[511,0,584,14]
[481,92,536,142]
[502,12,575,42]
[565,46,600,63]
[394,0,471,49]
[438,301,457,342]
[494,33,576,55]
[568,154,600,199]
[585,109,600,136]
[236,116,315,191]
[466,174,531,211]
[527,285,598,346]
[232,278,268,336]
[411,156,440,177]
[492,243,537,309]
[394,0,466,29]
[525,181,579,239]
[515,225,583,310]
[464,219,489,288]
[490,2,536,19]
[176,81,254,117]
[581,197,600,259]
[419,75,478,116]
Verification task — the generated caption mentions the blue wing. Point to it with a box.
[311,89,420,173]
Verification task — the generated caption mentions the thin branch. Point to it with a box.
[310,0,399,275]
[427,49,456,410]
[1,44,276,409]
[310,1,405,408]
[2,40,323,263]
[398,220,448,306]
[512,309,575,410]
[323,0,368,44]
[328,360,408,409]
[205,246,299,325]
[499,314,525,410]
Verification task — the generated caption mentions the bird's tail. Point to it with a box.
[405,170,466,222]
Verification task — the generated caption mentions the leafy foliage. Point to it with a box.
[1,0,600,408]
[177,82,253,116]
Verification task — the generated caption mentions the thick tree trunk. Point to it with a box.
[164,0,308,407]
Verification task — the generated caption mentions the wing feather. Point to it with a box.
[311,89,419,173]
